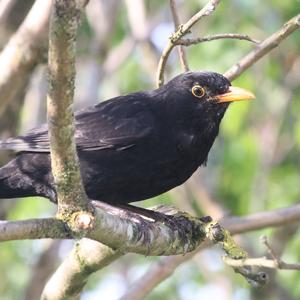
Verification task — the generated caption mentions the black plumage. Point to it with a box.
[0,71,253,204]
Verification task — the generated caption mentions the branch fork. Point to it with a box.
[169,24,188,43]
[223,234,300,272]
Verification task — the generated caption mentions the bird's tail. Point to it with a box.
[0,158,36,199]
[0,139,21,198]
[0,162,15,199]
[0,153,55,201]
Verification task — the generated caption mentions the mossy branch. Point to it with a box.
[47,0,90,216]
[224,13,300,81]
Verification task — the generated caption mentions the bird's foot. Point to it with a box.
[138,206,194,247]
[120,204,200,247]
[91,201,195,251]
[117,208,155,253]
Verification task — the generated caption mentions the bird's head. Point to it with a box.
[153,71,255,163]
[157,71,254,131]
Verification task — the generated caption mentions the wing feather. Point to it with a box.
[0,93,154,153]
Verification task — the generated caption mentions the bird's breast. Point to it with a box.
[175,126,219,167]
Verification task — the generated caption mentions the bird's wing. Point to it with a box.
[0,93,155,153]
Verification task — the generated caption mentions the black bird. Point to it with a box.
[0,72,254,209]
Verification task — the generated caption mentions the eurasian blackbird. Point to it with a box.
[0,71,254,207]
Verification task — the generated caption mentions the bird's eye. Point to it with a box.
[192,85,205,98]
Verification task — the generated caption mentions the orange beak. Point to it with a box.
[216,86,255,103]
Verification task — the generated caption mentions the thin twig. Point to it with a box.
[169,0,189,72]
[260,235,289,269]
[176,33,260,46]
[224,13,300,81]
[178,0,221,34]
[223,256,300,271]
[156,0,221,87]
[261,235,280,262]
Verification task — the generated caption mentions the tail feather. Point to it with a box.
[0,160,27,199]
[0,154,56,201]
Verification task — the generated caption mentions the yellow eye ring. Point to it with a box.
[192,85,205,98]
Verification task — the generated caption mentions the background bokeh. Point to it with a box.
[0,0,299,299]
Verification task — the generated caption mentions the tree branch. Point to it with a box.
[224,235,300,271]
[0,0,51,118]
[176,33,259,46]
[169,0,189,72]
[223,256,300,271]
[0,205,209,255]
[220,203,300,233]
[120,203,300,299]
[156,0,221,87]
[47,0,90,215]
[42,206,264,299]
[41,239,122,300]
[40,205,213,300]
[0,218,68,241]
[2,202,300,296]
[224,13,300,81]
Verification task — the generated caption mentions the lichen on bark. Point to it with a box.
[47,0,91,216]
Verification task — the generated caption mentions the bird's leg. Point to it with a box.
[115,204,194,246]
[91,200,156,249]
[91,201,194,245]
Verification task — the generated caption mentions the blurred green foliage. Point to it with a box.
[0,0,299,299]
